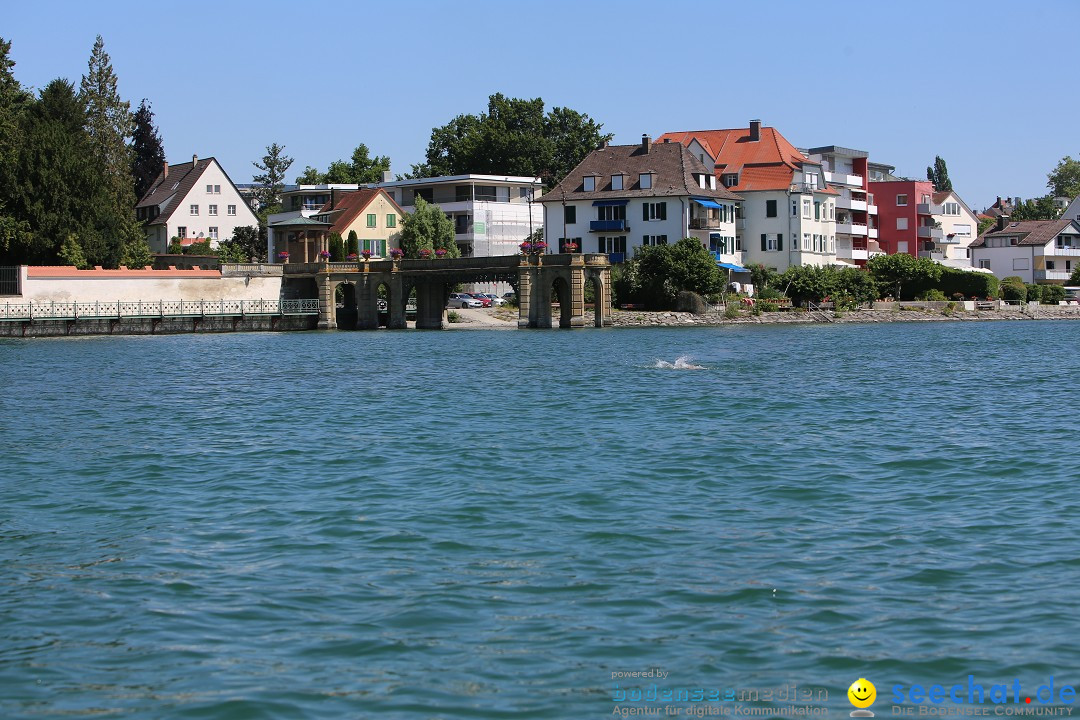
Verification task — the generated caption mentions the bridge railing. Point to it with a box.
[0,298,321,322]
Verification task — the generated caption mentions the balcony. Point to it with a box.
[938,234,963,244]
[836,195,867,212]
[608,252,626,264]
[836,221,868,236]
[789,183,819,194]
[736,218,746,230]
[824,171,864,186]
[917,203,944,215]
[689,217,722,230]
[868,227,878,239]
[1036,269,1071,281]
[918,251,945,261]
[590,219,627,232]
[917,226,944,240]
[867,203,879,215]
[1050,246,1080,256]
[850,249,868,260]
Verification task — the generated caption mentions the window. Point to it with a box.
[642,234,668,246]
[791,200,798,217]
[208,204,218,216]
[387,214,396,227]
[519,187,530,199]
[639,173,652,189]
[475,185,497,202]
[206,184,213,193]
[598,205,626,222]
[814,201,821,220]
[710,236,729,254]
[766,200,777,217]
[1057,235,1075,248]
[583,176,595,192]
[190,204,199,215]
[455,185,471,202]
[558,237,582,252]
[921,194,931,204]
[643,202,667,221]
[897,218,908,230]
[227,205,236,216]
[599,236,627,254]
[565,206,576,224]
[761,234,782,251]
[830,203,835,220]
[209,227,218,240]
[979,259,991,269]
[802,200,811,218]
[944,202,960,215]
[611,174,624,191]
[722,173,738,187]
[954,224,971,237]
[367,214,377,228]
[177,226,187,238]
[803,233,811,251]
[455,214,471,234]
[1013,258,1030,270]
[896,194,908,206]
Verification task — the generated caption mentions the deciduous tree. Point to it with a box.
[398,196,456,258]
[1047,156,1080,199]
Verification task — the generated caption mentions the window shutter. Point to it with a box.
[643,204,649,221]
[777,234,783,252]
[761,234,767,251]
[660,202,667,220]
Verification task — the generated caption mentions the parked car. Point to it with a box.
[468,293,493,308]
[447,293,483,309]
[502,292,516,301]
[481,293,506,306]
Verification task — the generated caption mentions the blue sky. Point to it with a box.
[5,0,1077,210]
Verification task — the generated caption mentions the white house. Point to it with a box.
[931,190,980,265]
[135,155,260,254]
[658,121,839,272]
[969,217,1080,283]
[538,135,743,266]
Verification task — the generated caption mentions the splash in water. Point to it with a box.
[652,355,705,370]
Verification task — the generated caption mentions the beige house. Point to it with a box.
[312,188,404,258]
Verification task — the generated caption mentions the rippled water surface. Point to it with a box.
[2,322,1079,719]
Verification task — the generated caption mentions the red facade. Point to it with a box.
[870,179,936,257]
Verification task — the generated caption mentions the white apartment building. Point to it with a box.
[969,217,1080,284]
[804,145,882,265]
[539,136,742,266]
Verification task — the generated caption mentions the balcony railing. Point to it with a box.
[1036,269,1072,281]
[789,183,819,194]
[917,226,944,239]
[917,203,944,215]
[590,219,627,232]
[1050,246,1080,256]
[608,252,626,264]
[918,251,945,261]
[689,217,722,229]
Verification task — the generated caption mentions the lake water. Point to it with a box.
[2,321,1079,719]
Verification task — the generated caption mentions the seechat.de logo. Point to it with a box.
[849,678,877,717]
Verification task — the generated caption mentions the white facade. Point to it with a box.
[377,175,544,258]
[16,267,281,304]
[738,166,839,272]
[971,220,1080,283]
[141,159,260,253]
[543,194,739,263]
[803,146,879,265]
[933,192,979,263]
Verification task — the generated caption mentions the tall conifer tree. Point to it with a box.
[131,98,165,200]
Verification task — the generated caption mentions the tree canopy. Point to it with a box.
[926,155,952,192]
[407,93,611,188]
[131,98,165,200]
[1047,156,1080,199]
[252,142,293,210]
[398,197,457,259]
[622,238,721,309]
[295,143,390,185]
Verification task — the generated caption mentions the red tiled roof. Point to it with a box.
[315,188,406,235]
[656,126,837,194]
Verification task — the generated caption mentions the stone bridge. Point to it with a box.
[279,254,612,330]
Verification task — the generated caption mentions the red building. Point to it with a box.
[870,179,939,257]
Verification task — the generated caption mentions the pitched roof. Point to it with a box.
[539,141,742,204]
[655,126,838,194]
[136,158,215,226]
[970,217,1075,248]
[312,188,406,235]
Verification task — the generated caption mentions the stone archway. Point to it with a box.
[552,276,572,328]
[336,281,358,330]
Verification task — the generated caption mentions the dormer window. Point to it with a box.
[639,173,653,190]
[583,175,596,192]
[722,173,739,188]
[611,174,624,191]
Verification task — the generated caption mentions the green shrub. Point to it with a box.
[922,289,947,301]
[328,232,346,261]
[1025,284,1043,303]
[758,301,780,312]
[1042,285,1066,304]
[939,267,999,300]
[724,305,741,319]
[749,303,762,316]
[1000,283,1025,302]
[757,286,786,300]
[447,310,461,323]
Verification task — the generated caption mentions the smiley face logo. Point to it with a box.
[848,678,876,716]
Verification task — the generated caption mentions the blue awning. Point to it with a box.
[692,197,723,209]
[717,262,750,273]
[709,232,722,240]
[592,199,628,207]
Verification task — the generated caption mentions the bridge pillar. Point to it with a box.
[415,281,445,329]
[317,274,337,329]
[569,262,586,328]
[356,274,379,330]
[516,259,533,328]
[388,274,406,329]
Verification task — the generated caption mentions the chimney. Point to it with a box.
[995,196,1002,207]
[749,119,761,142]
[641,134,652,153]
[192,153,198,165]
[381,170,392,183]
[162,161,168,178]
[996,214,1009,232]
[331,188,337,210]
[600,139,609,149]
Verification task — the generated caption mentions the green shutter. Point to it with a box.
[643,204,649,221]
[777,234,783,252]
[660,202,667,220]
[761,234,767,251]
